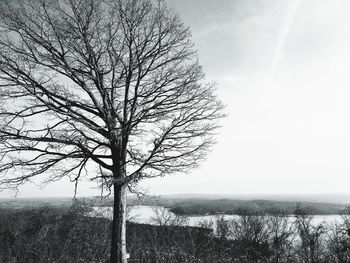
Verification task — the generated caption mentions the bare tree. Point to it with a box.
[150,206,188,227]
[215,215,230,240]
[229,214,272,261]
[294,208,327,263]
[268,214,296,263]
[0,0,224,262]
[326,222,350,263]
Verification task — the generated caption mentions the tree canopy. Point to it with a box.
[0,0,224,197]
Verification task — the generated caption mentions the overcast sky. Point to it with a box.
[2,0,350,198]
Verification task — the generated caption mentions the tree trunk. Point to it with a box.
[110,182,128,263]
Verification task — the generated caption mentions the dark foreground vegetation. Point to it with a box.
[1,204,350,263]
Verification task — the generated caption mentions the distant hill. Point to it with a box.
[155,193,350,204]
[2,193,350,215]
[0,197,74,209]
[129,194,350,215]
[168,199,347,215]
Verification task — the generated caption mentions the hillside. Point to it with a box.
[2,194,350,216]
[129,196,350,215]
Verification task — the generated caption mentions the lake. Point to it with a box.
[90,205,343,228]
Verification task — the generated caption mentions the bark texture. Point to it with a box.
[111,183,127,263]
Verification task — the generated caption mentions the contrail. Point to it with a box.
[268,0,303,86]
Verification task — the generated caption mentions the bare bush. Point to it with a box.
[294,212,327,262]
[150,206,188,227]
[229,214,272,261]
[268,214,296,263]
